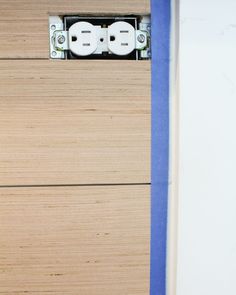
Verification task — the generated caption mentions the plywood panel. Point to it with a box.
[0,60,150,186]
[0,185,150,295]
[0,0,150,58]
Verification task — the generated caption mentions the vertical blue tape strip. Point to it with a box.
[150,0,171,295]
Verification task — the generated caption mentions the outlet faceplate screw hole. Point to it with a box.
[51,25,56,30]
[110,36,115,41]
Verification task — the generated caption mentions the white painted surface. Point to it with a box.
[177,1,236,294]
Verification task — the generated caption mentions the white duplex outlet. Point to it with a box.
[49,16,151,60]
[69,21,137,56]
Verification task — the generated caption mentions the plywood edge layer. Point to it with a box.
[0,184,150,295]
[0,0,150,58]
[0,60,151,186]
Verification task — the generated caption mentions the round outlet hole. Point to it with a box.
[100,38,104,42]
[110,36,115,42]
[72,36,77,42]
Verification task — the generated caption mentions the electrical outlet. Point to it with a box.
[68,22,98,56]
[49,16,151,60]
[107,22,135,56]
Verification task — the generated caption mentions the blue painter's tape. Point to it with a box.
[150,0,171,295]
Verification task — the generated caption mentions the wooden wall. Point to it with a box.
[0,1,151,294]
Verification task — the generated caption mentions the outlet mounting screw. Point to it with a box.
[51,25,56,30]
[57,35,66,44]
[137,33,146,43]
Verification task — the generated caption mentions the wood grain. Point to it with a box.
[0,185,150,294]
[0,60,151,186]
[0,0,150,58]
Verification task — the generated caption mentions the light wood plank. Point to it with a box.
[0,0,150,58]
[0,60,151,186]
[0,185,150,295]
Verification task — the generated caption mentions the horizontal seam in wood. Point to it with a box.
[0,183,151,189]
